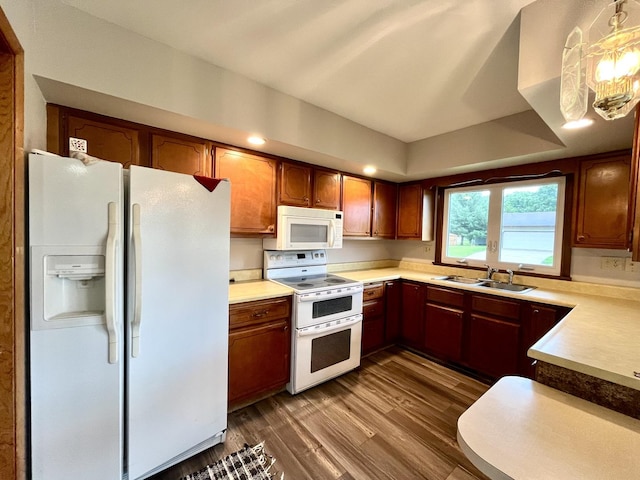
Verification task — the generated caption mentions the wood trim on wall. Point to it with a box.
[0,6,25,480]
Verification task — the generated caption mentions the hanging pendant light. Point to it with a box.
[561,0,640,122]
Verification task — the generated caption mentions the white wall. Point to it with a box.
[230,237,640,289]
[0,0,406,179]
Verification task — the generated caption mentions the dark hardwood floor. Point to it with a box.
[151,347,490,480]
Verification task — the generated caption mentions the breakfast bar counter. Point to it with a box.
[457,376,640,480]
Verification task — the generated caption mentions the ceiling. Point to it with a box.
[54,0,635,179]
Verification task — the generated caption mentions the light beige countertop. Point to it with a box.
[228,280,292,305]
[457,376,640,480]
[228,263,640,390]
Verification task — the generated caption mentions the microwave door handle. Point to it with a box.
[297,316,362,338]
[328,220,335,247]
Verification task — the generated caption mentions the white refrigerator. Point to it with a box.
[28,153,230,480]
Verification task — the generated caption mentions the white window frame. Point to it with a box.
[440,177,566,276]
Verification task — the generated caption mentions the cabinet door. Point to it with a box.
[279,161,312,207]
[575,154,631,248]
[520,303,569,378]
[362,283,385,356]
[384,280,401,344]
[313,168,341,210]
[342,175,372,236]
[228,319,290,408]
[468,314,520,379]
[151,133,211,176]
[424,304,464,362]
[400,281,425,350]
[215,148,277,234]
[67,114,142,168]
[373,181,397,238]
[397,183,423,239]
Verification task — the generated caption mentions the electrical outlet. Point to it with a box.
[625,257,639,273]
[601,256,625,271]
[69,137,87,153]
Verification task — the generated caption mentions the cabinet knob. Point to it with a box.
[577,235,585,242]
[303,196,309,202]
[267,225,275,232]
[533,309,540,315]
[283,325,288,332]
[316,199,321,204]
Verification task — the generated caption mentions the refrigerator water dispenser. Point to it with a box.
[31,245,109,330]
[44,255,105,320]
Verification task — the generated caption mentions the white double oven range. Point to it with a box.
[264,250,364,394]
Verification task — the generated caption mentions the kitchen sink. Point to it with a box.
[478,281,536,293]
[433,275,485,285]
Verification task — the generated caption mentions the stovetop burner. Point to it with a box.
[269,273,359,292]
[263,249,362,293]
[325,278,346,284]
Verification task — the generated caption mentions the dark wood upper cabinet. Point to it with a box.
[151,133,211,177]
[279,161,312,207]
[65,112,144,169]
[215,147,277,234]
[313,168,342,210]
[373,181,397,238]
[342,175,372,236]
[574,153,631,249]
[397,183,425,239]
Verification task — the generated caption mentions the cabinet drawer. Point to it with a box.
[363,298,384,318]
[426,286,465,308]
[364,283,384,301]
[471,295,520,321]
[229,297,291,329]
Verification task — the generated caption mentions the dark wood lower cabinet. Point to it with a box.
[384,280,401,344]
[521,303,571,377]
[467,313,521,378]
[228,297,291,410]
[362,283,386,356]
[424,286,465,362]
[424,304,464,362]
[389,281,571,382]
[399,281,425,350]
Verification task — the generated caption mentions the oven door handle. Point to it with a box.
[298,287,363,303]
[297,316,362,338]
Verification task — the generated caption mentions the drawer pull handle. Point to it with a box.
[253,310,269,317]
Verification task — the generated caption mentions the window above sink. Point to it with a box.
[439,177,567,278]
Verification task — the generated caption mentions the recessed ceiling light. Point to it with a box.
[363,165,377,175]
[247,136,266,145]
[562,118,594,129]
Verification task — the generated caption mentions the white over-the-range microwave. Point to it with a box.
[263,205,343,250]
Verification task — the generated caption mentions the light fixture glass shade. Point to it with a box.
[586,0,640,120]
[561,27,588,123]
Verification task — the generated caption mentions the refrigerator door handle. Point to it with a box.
[105,202,119,364]
[131,203,142,357]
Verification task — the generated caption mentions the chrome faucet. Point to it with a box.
[506,269,514,285]
[484,264,498,280]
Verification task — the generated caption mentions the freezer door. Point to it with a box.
[28,154,124,480]
[126,167,230,479]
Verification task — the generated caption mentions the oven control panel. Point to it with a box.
[264,249,326,268]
